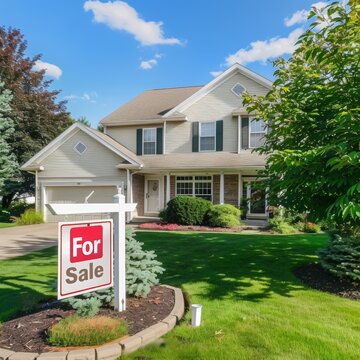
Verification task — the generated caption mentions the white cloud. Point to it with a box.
[84,0,181,46]
[64,92,98,103]
[285,2,328,27]
[140,59,157,70]
[33,60,62,79]
[210,71,222,77]
[226,28,303,66]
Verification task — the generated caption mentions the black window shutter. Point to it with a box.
[136,128,143,155]
[216,120,223,151]
[156,127,163,154]
[241,117,249,149]
[192,122,199,152]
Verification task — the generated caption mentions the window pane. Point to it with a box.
[176,182,193,196]
[200,122,216,137]
[195,182,212,201]
[195,176,212,181]
[143,142,156,154]
[250,133,265,148]
[143,128,156,142]
[200,136,215,151]
[250,119,265,133]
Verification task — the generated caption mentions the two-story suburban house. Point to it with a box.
[21,63,271,222]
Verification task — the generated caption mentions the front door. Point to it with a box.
[145,179,160,213]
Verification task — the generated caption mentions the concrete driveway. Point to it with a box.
[0,223,57,260]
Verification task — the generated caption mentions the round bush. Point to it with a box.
[161,196,211,225]
[206,204,241,228]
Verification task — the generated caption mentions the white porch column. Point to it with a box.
[42,185,47,222]
[166,173,171,205]
[220,173,224,204]
[238,172,243,207]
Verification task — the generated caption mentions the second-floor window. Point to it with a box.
[249,119,266,148]
[143,128,157,155]
[199,122,216,151]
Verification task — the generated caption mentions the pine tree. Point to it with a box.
[0,81,17,188]
[126,227,164,297]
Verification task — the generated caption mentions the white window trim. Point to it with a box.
[73,141,87,155]
[142,128,157,155]
[231,82,246,97]
[199,122,216,152]
[175,175,213,202]
[248,118,266,149]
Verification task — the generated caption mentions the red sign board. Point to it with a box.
[58,220,113,299]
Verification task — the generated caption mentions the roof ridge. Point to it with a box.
[146,85,203,91]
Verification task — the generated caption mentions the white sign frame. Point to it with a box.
[47,193,136,311]
[58,219,113,300]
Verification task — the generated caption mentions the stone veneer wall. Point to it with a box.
[213,175,220,204]
[132,174,144,216]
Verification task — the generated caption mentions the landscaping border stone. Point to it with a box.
[0,285,184,359]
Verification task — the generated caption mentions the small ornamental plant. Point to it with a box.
[48,315,128,346]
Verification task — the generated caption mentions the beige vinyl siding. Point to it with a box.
[183,73,269,153]
[165,121,192,153]
[45,185,117,222]
[107,125,163,154]
[39,131,124,179]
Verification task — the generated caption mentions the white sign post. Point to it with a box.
[47,192,136,312]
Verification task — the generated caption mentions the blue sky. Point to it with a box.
[1,0,327,127]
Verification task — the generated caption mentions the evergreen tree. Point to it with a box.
[0,27,73,208]
[0,81,17,188]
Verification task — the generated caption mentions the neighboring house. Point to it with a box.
[21,63,271,222]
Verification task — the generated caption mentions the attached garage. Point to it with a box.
[45,185,118,222]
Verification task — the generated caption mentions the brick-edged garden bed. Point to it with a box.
[0,285,185,360]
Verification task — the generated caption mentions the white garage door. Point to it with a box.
[45,186,118,222]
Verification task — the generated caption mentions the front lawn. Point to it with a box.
[0,222,16,229]
[0,232,359,359]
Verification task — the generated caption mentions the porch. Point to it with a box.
[129,171,268,221]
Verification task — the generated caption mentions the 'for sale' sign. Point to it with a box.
[58,220,113,299]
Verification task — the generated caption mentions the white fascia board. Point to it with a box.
[164,63,272,118]
[80,125,140,165]
[21,123,140,171]
[20,123,80,170]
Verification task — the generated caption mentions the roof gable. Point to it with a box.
[164,63,272,117]
[21,123,141,171]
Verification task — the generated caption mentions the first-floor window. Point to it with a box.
[176,176,212,201]
[249,118,266,148]
[143,128,157,154]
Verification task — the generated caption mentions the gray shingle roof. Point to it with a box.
[100,86,203,125]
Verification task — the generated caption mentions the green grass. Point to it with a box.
[48,315,128,346]
[0,222,16,228]
[0,232,359,359]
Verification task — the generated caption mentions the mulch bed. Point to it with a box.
[137,222,244,232]
[0,285,174,353]
[294,263,360,300]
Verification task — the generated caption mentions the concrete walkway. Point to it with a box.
[0,223,57,260]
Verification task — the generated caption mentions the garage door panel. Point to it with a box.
[45,186,117,223]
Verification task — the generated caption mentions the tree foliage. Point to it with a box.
[243,1,360,228]
[0,81,17,188]
[0,27,73,207]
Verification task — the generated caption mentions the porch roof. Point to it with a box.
[136,151,266,171]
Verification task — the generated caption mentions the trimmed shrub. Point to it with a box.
[319,234,360,282]
[0,201,33,222]
[161,196,212,225]
[13,208,43,225]
[268,216,297,234]
[301,221,321,233]
[48,315,128,346]
[206,204,241,228]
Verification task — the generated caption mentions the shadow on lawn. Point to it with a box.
[0,247,57,322]
[137,231,328,302]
